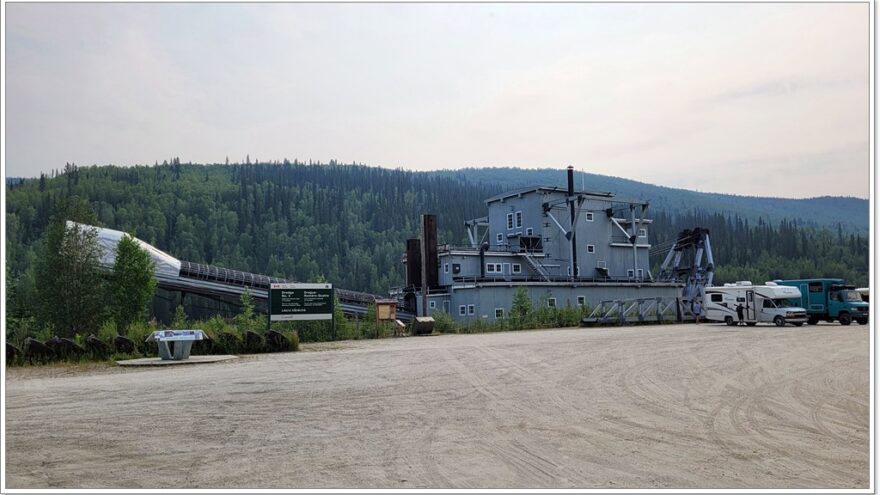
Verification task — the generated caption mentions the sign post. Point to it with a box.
[268,283,335,339]
[374,299,397,339]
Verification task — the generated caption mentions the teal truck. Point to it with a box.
[774,278,869,325]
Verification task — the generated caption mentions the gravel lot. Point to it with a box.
[4,322,869,489]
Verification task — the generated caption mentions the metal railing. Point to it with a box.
[583,297,689,325]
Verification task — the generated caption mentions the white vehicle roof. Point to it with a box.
[707,283,801,299]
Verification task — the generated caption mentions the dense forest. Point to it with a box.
[5,161,869,322]
[437,167,869,234]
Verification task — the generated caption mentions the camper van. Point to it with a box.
[774,278,869,325]
[704,281,809,327]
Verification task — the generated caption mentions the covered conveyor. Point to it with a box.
[70,222,411,320]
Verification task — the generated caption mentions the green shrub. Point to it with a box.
[97,320,118,342]
[288,329,300,351]
[5,316,40,347]
[171,304,189,329]
[432,311,456,334]
[124,321,156,356]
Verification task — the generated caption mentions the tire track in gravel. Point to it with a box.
[704,345,867,486]
[471,343,667,484]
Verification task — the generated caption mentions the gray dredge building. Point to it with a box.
[395,167,683,323]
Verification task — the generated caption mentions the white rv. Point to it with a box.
[704,281,809,327]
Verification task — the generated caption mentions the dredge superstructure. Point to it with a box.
[394,167,692,323]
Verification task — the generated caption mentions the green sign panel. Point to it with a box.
[269,283,334,321]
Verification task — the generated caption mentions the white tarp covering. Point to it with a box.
[66,221,181,279]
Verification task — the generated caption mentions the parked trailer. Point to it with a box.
[774,278,869,326]
[704,281,808,327]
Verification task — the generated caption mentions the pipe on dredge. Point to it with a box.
[568,166,578,278]
[479,242,489,279]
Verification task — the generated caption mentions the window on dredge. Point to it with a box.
[468,304,475,315]
[459,305,467,316]
[495,308,504,319]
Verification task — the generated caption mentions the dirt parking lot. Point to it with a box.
[4,322,869,489]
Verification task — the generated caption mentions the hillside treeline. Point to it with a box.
[5,161,495,302]
[651,210,868,287]
[5,161,869,322]
[438,167,869,234]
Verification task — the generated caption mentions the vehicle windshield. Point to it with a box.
[842,291,863,302]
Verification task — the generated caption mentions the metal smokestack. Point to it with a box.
[568,166,577,279]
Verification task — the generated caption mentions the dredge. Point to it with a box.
[393,167,713,324]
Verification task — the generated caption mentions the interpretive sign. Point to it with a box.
[269,283,334,321]
[375,299,397,321]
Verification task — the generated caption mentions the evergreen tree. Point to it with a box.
[35,198,104,337]
[234,288,258,332]
[108,234,157,330]
[332,293,348,340]
[171,303,188,329]
[511,286,532,321]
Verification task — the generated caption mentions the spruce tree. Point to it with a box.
[108,234,157,330]
[35,198,104,337]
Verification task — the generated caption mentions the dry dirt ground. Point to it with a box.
[4,322,869,489]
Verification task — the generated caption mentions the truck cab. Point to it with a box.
[827,284,869,325]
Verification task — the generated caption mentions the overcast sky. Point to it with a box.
[4,3,870,198]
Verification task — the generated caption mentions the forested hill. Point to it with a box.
[435,167,869,234]
[5,162,869,300]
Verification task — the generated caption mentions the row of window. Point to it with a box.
[489,241,603,255]
[496,228,534,244]
[454,296,591,318]
[434,297,590,313]
[486,263,522,274]
[495,229,645,245]
[443,261,645,278]
[444,263,525,274]
[505,210,643,227]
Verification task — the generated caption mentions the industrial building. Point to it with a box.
[395,167,686,322]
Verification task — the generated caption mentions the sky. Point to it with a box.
[3,3,870,199]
